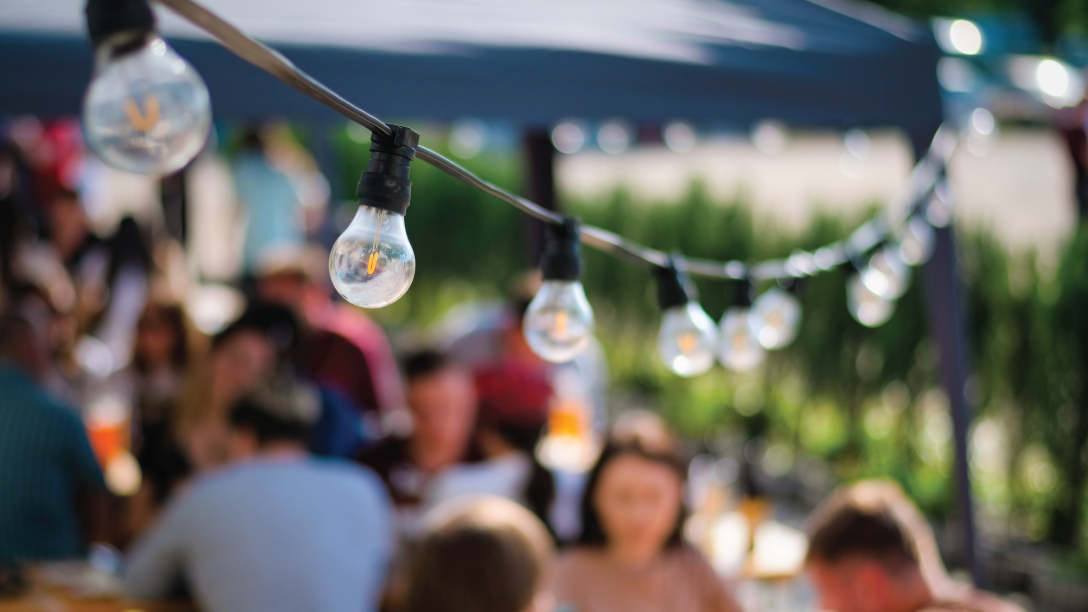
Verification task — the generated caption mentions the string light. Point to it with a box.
[859,247,911,300]
[848,271,895,327]
[524,217,595,363]
[748,284,802,350]
[717,282,764,370]
[896,215,936,266]
[87,0,962,376]
[655,258,718,377]
[83,0,211,175]
[329,125,419,308]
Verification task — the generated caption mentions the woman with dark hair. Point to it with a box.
[552,413,742,612]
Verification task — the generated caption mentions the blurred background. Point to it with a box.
[2,0,1088,609]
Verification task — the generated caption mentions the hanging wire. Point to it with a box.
[154,0,956,282]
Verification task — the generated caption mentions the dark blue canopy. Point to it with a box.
[0,0,943,137]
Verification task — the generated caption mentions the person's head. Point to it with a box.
[227,375,320,459]
[474,363,555,528]
[473,362,552,457]
[209,303,300,411]
[133,302,195,373]
[403,350,477,472]
[254,244,331,320]
[46,188,87,262]
[804,480,940,612]
[578,412,687,566]
[405,496,554,612]
[0,289,56,380]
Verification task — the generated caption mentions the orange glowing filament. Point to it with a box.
[554,311,568,335]
[677,331,697,354]
[124,94,161,132]
[366,215,383,275]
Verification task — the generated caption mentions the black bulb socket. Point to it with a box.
[86,0,155,48]
[356,124,420,217]
[655,256,695,311]
[540,217,583,281]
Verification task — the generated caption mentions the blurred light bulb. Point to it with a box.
[524,280,594,363]
[552,122,585,154]
[948,19,983,55]
[896,216,936,266]
[329,205,415,308]
[860,249,911,299]
[1037,59,1069,98]
[718,307,765,370]
[751,119,787,155]
[83,35,211,174]
[748,287,801,350]
[848,274,894,327]
[659,302,719,376]
[597,121,631,154]
[664,121,696,152]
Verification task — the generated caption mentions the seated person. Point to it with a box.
[177,303,365,473]
[124,376,393,612]
[357,349,478,534]
[423,361,556,532]
[0,310,109,562]
[804,479,1024,612]
[552,413,742,612]
[404,496,553,612]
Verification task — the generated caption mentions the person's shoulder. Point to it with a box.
[920,590,1026,612]
[555,547,603,574]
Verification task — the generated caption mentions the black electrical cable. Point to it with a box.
[152,0,958,282]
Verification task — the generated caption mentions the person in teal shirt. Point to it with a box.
[0,313,106,562]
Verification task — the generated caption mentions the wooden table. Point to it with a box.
[0,565,194,612]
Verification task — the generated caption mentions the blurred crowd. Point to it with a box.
[0,118,1027,612]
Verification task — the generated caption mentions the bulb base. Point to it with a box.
[655,256,695,310]
[540,217,583,281]
[86,0,155,47]
[356,124,420,216]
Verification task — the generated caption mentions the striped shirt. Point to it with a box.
[0,366,105,561]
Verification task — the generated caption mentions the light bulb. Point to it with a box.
[718,307,765,370]
[83,35,211,174]
[748,287,802,350]
[896,216,936,266]
[524,280,594,363]
[848,274,894,327]
[658,302,719,377]
[860,248,910,299]
[329,124,420,308]
[329,205,415,308]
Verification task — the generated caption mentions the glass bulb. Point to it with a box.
[524,280,595,363]
[848,274,894,327]
[658,302,718,376]
[860,248,911,299]
[718,307,765,370]
[896,216,936,266]
[329,205,415,308]
[83,36,211,175]
[748,287,802,350]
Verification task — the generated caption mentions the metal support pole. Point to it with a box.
[922,223,983,586]
[909,125,982,586]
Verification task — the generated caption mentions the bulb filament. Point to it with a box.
[554,311,568,335]
[366,211,384,275]
[124,94,161,132]
[677,331,697,354]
